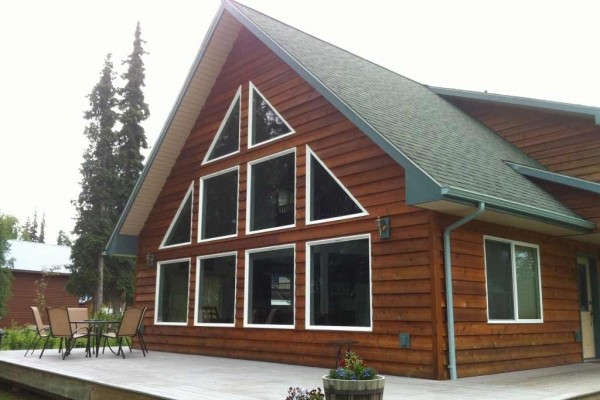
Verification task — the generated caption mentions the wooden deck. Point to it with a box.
[1,349,600,399]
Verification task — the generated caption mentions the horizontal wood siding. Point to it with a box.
[135,28,437,378]
[433,214,600,378]
[445,98,600,182]
[1,272,79,327]
[445,98,600,232]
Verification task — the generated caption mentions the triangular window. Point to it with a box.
[249,82,294,147]
[203,88,241,164]
[160,182,194,248]
[307,146,367,223]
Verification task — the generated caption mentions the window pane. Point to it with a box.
[310,156,362,221]
[207,97,240,161]
[247,248,294,325]
[163,192,192,246]
[309,238,371,328]
[515,245,541,319]
[485,240,514,320]
[201,170,238,239]
[157,261,189,323]
[198,256,236,324]
[250,153,295,231]
[252,89,292,145]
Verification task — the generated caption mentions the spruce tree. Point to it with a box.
[0,214,18,318]
[69,54,119,313]
[56,230,72,246]
[39,213,46,243]
[104,22,150,310]
[29,210,39,242]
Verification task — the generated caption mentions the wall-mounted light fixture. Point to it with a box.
[376,216,390,239]
[146,252,155,267]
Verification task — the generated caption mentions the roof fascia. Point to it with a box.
[507,162,600,195]
[223,0,444,193]
[104,234,139,258]
[431,86,600,125]
[105,3,228,256]
[441,186,595,232]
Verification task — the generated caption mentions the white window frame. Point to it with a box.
[155,258,191,326]
[305,145,368,225]
[248,82,295,149]
[159,182,194,249]
[194,252,237,328]
[246,148,296,235]
[198,166,239,243]
[244,244,296,329]
[305,234,373,332]
[483,236,543,324]
[202,86,242,165]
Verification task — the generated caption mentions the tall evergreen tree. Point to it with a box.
[0,214,18,318]
[56,230,72,246]
[29,209,39,242]
[69,54,119,313]
[104,22,150,310]
[39,213,46,243]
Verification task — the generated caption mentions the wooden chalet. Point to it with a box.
[1,240,78,328]
[106,1,600,380]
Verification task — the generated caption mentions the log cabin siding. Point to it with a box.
[434,214,599,378]
[135,28,438,378]
[444,98,600,183]
[1,272,79,328]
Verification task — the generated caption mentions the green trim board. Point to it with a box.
[507,162,600,195]
[431,86,600,125]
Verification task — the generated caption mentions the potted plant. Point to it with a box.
[322,351,385,400]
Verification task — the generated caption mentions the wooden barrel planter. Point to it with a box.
[322,375,385,400]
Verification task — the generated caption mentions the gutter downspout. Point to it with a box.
[444,202,485,380]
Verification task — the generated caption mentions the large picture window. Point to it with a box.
[199,167,239,241]
[155,259,190,325]
[247,150,295,233]
[306,235,372,331]
[195,253,236,326]
[484,237,542,322]
[244,246,295,328]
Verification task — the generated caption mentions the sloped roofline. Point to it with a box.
[106,1,595,256]
[506,161,600,195]
[431,86,600,125]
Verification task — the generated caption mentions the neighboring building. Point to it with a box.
[1,240,78,327]
[106,1,600,379]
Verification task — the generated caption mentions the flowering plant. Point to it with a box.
[328,351,378,380]
[285,386,324,400]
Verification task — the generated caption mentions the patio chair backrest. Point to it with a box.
[118,307,143,337]
[67,307,89,331]
[46,307,73,338]
[30,306,45,332]
[138,307,147,331]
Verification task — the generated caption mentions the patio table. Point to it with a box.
[72,320,119,358]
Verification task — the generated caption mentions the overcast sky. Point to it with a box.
[1,0,599,245]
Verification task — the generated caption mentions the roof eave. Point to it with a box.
[430,86,600,125]
[506,162,600,195]
[105,3,229,256]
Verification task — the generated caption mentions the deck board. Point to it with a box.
[1,349,600,399]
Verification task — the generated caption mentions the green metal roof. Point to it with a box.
[430,86,600,125]
[106,1,595,256]
[226,1,592,231]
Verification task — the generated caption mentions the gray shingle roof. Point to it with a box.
[229,1,584,223]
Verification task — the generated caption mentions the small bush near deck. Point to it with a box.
[286,387,324,400]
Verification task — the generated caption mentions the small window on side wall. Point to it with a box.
[196,253,236,326]
[249,82,294,147]
[306,235,372,331]
[484,237,542,323]
[160,182,193,248]
[244,245,295,328]
[203,87,241,164]
[155,259,190,325]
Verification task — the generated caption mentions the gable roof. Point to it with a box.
[6,240,71,274]
[106,1,596,256]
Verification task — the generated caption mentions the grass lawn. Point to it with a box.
[0,380,53,400]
